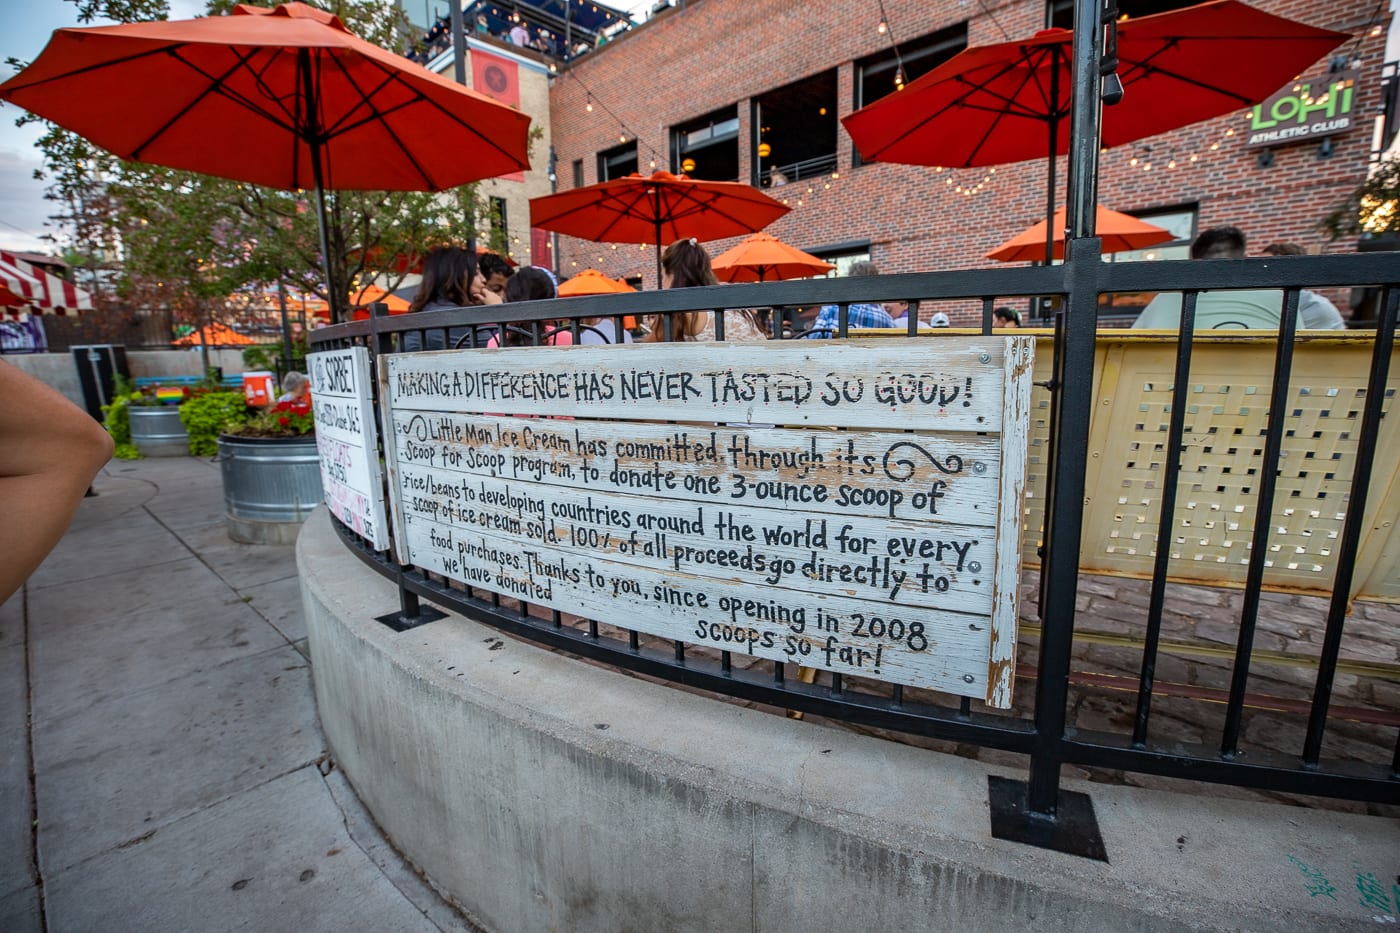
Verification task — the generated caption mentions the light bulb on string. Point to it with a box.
[877,16,887,35]
[894,68,905,90]
[585,93,593,113]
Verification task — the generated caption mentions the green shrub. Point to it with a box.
[100,375,145,460]
[179,391,249,456]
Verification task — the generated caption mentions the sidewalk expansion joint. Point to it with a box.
[22,585,48,932]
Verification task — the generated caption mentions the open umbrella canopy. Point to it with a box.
[0,2,532,192]
[710,232,834,282]
[843,0,1347,168]
[558,269,636,297]
[987,205,1175,263]
[530,171,789,283]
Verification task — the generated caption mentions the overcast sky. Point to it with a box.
[0,0,1394,254]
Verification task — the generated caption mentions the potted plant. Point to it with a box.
[102,376,193,458]
[208,392,323,545]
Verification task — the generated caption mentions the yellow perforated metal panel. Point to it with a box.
[1070,334,1400,602]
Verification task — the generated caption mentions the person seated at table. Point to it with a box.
[642,239,767,343]
[1260,242,1347,330]
[402,246,502,350]
[804,261,894,337]
[578,314,634,345]
[1131,227,1305,331]
[489,267,573,347]
[993,306,1022,328]
[277,371,309,403]
[478,251,514,299]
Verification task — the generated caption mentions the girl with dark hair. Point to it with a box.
[402,246,501,350]
[643,238,766,342]
[489,267,573,347]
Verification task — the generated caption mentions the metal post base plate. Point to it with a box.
[375,605,448,632]
[987,776,1108,861]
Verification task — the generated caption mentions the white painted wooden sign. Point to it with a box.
[309,347,389,551]
[379,338,1033,706]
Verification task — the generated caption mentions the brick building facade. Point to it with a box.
[545,0,1391,317]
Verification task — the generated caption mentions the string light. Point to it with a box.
[877,16,887,35]
[585,93,593,113]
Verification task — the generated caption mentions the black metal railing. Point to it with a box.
[312,250,1400,855]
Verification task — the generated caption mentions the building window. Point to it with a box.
[672,105,740,182]
[572,158,584,187]
[597,141,638,182]
[753,69,838,188]
[1100,205,1198,316]
[1046,0,1199,29]
[855,22,967,113]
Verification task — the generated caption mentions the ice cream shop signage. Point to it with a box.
[1246,70,1358,149]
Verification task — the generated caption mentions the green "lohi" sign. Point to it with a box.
[1246,71,1358,149]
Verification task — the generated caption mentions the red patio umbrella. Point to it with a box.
[529,171,789,286]
[710,232,834,282]
[987,205,1175,263]
[843,0,1348,263]
[0,2,532,322]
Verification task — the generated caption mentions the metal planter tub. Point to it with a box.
[216,433,323,545]
[129,405,189,457]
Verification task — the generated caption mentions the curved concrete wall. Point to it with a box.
[297,510,1396,933]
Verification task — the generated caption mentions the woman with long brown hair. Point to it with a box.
[402,246,501,350]
[642,238,766,342]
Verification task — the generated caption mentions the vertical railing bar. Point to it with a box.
[982,297,995,335]
[1220,288,1302,757]
[674,639,685,662]
[830,672,843,696]
[838,302,849,339]
[773,660,784,684]
[721,649,732,673]
[714,305,726,341]
[1036,302,1067,618]
[588,618,599,639]
[552,608,562,629]
[1132,290,1199,747]
[629,630,639,651]
[893,684,904,706]
[1302,286,1398,763]
[1026,240,1101,818]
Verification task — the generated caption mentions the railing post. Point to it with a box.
[987,0,1108,860]
[367,300,446,632]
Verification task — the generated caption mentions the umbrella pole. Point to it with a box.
[312,181,338,325]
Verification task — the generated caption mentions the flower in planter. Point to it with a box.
[231,396,316,439]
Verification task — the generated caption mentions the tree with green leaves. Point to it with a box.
[1322,154,1400,242]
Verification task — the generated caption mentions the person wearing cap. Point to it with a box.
[928,311,951,328]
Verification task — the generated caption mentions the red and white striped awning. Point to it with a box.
[0,251,94,312]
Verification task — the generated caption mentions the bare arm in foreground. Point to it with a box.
[0,361,114,603]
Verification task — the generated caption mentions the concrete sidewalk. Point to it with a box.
[1,456,476,933]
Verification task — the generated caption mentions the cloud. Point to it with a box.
[0,145,54,253]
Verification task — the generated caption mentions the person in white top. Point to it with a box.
[509,22,529,46]
[1132,227,1312,331]
[1260,242,1347,330]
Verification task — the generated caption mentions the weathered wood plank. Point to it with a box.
[384,339,1011,431]
[309,347,388,551]
[385,412,1003,525]
[394,465,996,614]
[401,520,992,694]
